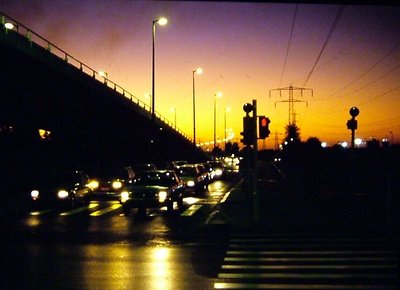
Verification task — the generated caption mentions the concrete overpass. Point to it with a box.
[0,12,206,175]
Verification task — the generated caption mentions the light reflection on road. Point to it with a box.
[77,244,196,289]
[151,247,171,289]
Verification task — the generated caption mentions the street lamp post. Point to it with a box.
[151,17,168,120]
[192,68,203,146]
[224,106,230,147]
[213,92,222,157]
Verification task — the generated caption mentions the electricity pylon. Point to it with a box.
[269,85,313,126]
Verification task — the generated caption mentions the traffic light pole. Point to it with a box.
[347,107,359,149]
[240,100,260,224]
[252,99,259,223]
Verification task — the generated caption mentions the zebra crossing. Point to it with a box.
[29,201,121,217]
[29,198,209,218]
[214,234,398,289]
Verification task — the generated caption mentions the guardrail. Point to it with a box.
[0,12,191,141]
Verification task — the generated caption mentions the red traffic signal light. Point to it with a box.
[258,116,270,139]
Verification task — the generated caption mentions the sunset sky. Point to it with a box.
[1,1,399,148]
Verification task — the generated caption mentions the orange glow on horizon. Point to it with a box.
[1,1,399,147]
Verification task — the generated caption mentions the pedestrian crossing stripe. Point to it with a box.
[59,203,99,216]
[214,283,397,289]
[226,250,396,256]
[90,203,122,216]
[221,264,395,270]
[224,256,396,262]
[30,209,52,216]
[215,236,398,290]
[228,243,391,250]
[229,237,383,242]
[181,204,202,216]
[218,272,397,279]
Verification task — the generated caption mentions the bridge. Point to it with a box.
[0,12,206,178]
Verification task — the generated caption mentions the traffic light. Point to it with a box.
[258,116,270,139]
[346,119,357,130]
[240,116,255,145]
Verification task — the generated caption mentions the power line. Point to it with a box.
[360,83,400,106]
[302,5,345,87]
[329,41,400,98]
[278,4,298,87]
[363,116,400,128]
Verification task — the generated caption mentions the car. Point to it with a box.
[119,170,185,215]
[206,160,226,180]
[201,162,214,183]
[132,163,157,175]
[29,170,92,209]
[171,160,188,169]
[87,166,135,200]
[176,163,208,195]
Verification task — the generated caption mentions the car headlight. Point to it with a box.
[57,190,69,199]
[31,190,39,200]
[88,180,99,190]
[187,180,195,187]
[215,169,223,176]
[120,191,130,203]
[158,191,167,203]
[112,180,122,190]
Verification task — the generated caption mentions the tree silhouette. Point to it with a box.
[284,123,301,144]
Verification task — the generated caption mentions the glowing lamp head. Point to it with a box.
[4,22,15,30]
[157,18,168,26]
[31,190,40,200]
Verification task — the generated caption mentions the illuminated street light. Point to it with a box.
[4,22,15,30]
[192,67,203,145]
[151,17,168,120]
[214,92,223,158]
[4,22,19,33]
[157,18,168,26]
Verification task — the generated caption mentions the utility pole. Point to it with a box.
[252,99,258,223]
[239,100,259,223]
[269,85,313,126]
[347,107,360,148]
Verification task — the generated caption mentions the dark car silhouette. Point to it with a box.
[30,170,92,209]
[119,170,185,215]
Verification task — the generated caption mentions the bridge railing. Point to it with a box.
[1,12,191,141]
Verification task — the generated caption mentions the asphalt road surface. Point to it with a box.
[1,170,398,290]
[0,178,234,290]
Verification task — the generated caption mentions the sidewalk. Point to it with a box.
[206,177,398,238]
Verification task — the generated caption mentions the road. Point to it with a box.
[1,168,398,290]
[0,176,236,290]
